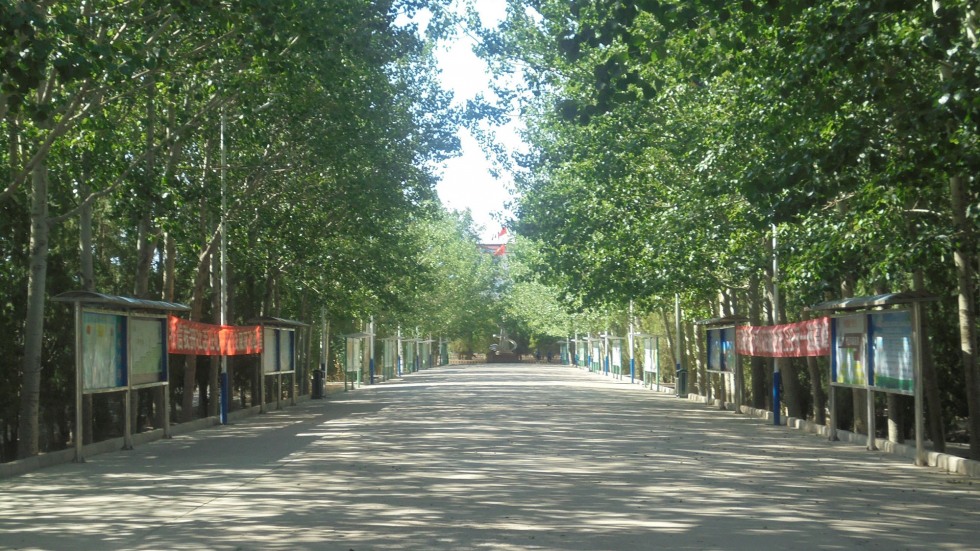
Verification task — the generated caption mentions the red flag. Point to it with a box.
[493,244,506,256]
[496,227,508,239]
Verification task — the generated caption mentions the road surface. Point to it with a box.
[1,364,978,550]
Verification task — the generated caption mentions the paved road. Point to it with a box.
[1,364,978,550]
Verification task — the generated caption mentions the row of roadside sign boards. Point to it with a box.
[81,311,296,393]
[705,309,914,395]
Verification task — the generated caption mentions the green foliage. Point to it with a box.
[477,0,980,432]
[0,0,465,460]
[479,0,973,308]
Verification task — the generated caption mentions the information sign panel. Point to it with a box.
[707,328,723,372]
[869,309,914,394]
[723,327,736,372]
[347,337,363,372]
[278,329,294,373]
[707,328,736,373]
[82,311,127,391]
[130,317,166,385]
[832,314,867,387]
[263,328,278,373]
[643,337,658,373]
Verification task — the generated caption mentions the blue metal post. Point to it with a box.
[773,370,781,425]
[220,372,229,424]
[630,358,635,384]
[772,221,781,426]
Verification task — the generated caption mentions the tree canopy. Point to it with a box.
[477,0,980,457]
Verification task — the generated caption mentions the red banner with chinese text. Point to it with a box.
[167,315,263,356]
[735,317,830,357]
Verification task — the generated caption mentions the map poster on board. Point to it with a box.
[130,317,166,386]
[869,310,915,394]
[278,329,294,373]
[611,339,622,370]
[263,328,279,373]
[707,328,737,373]
[833,314,867,387]
[723,327,736,373]
[707,328,724,372]
[643,337,657,373]
[82,311,127,391]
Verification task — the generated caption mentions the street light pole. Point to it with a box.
[628,300,636,384]
[772,222,781,426]
[675,293,684,397]
[219,109,229,425]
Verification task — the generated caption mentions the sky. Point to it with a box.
[430,1,518,244]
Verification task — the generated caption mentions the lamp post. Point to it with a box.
[628,300,636,384]
[219,109,229,425]
[772,221,781,426]
[675,293,683,397]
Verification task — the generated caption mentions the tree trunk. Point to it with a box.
[777,298,804,419]
[16,164,50,458]
[949,174,980,460]
[685,321,701,396]
[135,212,155,298]
[301,292,311,395]
[180,243,213,422]
[661,309,676,381]
[207,248,220,419]
[748,274,767,409]
[132,212,155,431]
[78,177,95,443]
[180,251,211,422]
[914,270,945,452]
[161,231,177,427]
[180,145,218,422]
[163,232,176,302]
[803,309,827,424]
[839,276,867,435]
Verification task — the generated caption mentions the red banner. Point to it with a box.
[167,315,263,356]
[736,317,830,358]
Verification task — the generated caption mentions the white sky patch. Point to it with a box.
[434,0,516,242]
[436,127,513,241]
[395,1,517,243]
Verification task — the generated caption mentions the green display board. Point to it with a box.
[832,310,915,393]
[81,312,127,391]
[706,327,736,373]
[707,328,723,372]
[278,329,294,373]
[263,327,295,373]
[869,310,914,394]
[130,317,166,385]
[832,313,867,387]
[642,337,658,373]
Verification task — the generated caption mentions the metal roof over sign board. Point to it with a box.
[809,291,938,313]
[53,290,190,313]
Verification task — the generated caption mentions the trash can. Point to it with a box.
[312,367,325,399]
[675,368,687,398]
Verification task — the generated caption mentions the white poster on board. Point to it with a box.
[82,312,126,390]
[263,328,278,373]
[130,317,165,385]
[833,314,867,387]
[870,310,914,394]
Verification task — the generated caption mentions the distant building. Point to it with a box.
[478,242,507,256]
